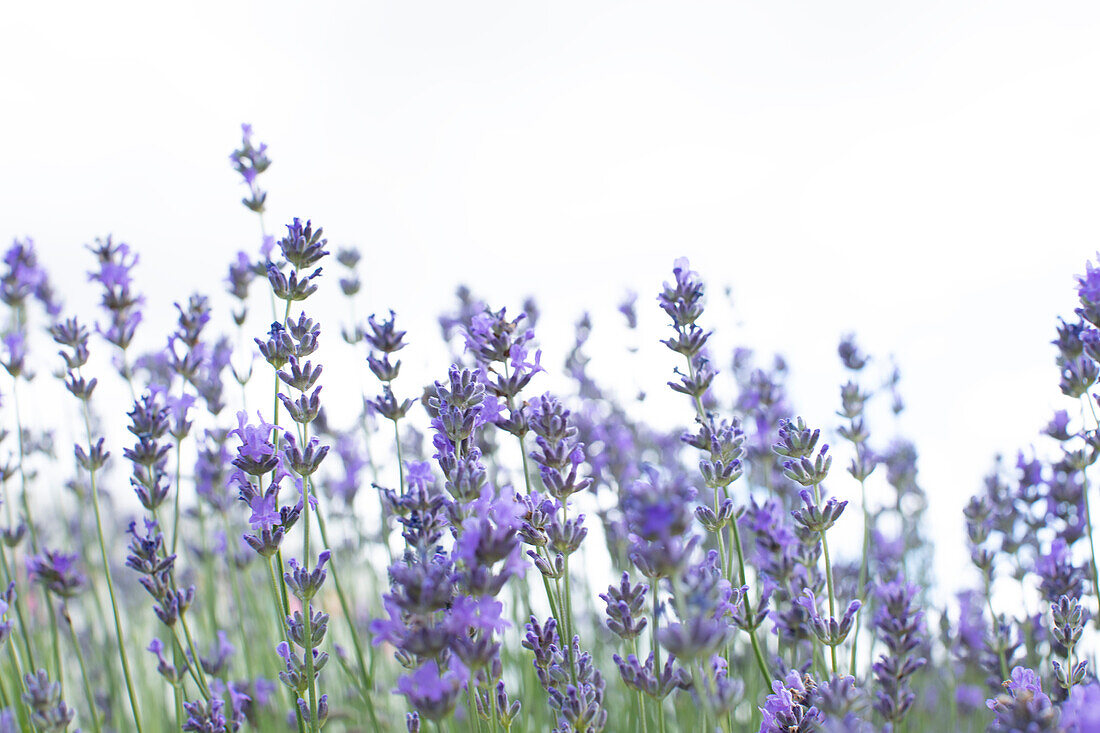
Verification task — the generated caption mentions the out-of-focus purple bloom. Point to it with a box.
[230,123,271,214]
[986,666,1057,732]
[26,549,85,598]
[394,659,467,722]
[2,238,61,316]
[1036,538,1084,604]
[871,576,926,726]
[88,237,144,355]
[1061,681,1100,732]
[759,671,824,733]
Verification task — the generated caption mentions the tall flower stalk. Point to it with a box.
[659,257,770,685]
[51,317,146,732]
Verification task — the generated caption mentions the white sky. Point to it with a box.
[3,1,1100,596]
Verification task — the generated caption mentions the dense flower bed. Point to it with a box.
[0,124,1097,732]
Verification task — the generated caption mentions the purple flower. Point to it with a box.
[1078,253,1100,305]
[1036,538,1084,603]
[229,410,281,476]
[26,549,85,598]
[248,492,280,530]
[405,461,433,491]
[759,671,824,733]
[1061,682,1100,732]
[986,666,1057,731]
[394,659,467,722]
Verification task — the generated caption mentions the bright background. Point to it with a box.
[3,1,1100,596]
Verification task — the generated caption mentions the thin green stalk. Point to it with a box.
[5,624,32,731]
[850,476,871,676]
[222,514,256,681]
[468,684,484,733]
[179,613,213,699]
[80,401,145,733]
[299,447,319,733]
[267,557,308,733]
[683,354,770,685]
[0,667,10,713]
[313,503,380,730]
[0,540,37,671]
[813,482,839,676]
[174,682,185,733]
[985,580,1009,682]
[651,587,667,733]
[171,439,183,557]
[728,519,771,683]
[629,636,648,733]
[61,605,102,733]
[12,379,63,686]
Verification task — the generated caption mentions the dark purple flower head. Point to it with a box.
[0,582,13,647]
[759,671,824,733]
[1061,682,1100,732]
[230,123,271,213]
[278,218,329,272]
[658,257,705,329]
[1044,410,1073,442]
[394,659,468,722]
[182,696,228,733]
[871,576,926,725]
[837,333,869,371]
[1077,253,1100,321]
[619,291,638,329]
[22,669,75,732]
[658,551,738,660]
[985,666,1056,732]
[1,330,27,379]
[2,238,59,315]
[1036,538,1084,604]
[26,548,86,598]
[229,410,281,476]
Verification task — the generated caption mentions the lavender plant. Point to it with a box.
[4,125,1100,733]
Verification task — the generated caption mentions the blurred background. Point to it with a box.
[3,1,1100,598]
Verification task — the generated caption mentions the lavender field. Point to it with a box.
[0,121,1097,732]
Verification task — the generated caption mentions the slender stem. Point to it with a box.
[813,482,840,676]
[5,617,32,731]
[267,557,307,733]
[299,440,319,732]
[729,519,771,683]
[0,540,37,671]
[62,605,102,733]
[1067,644,1075,695]
[174,682,185,733]
[222,514,256,681]
[12,379,63,686]
[850,475,871,676]
[630,635,648,733]
[468,683,484,733]
[985,579,1009,682]
[651,586,667,733]
[313,503,379,730]
[682,354,770,685]
[179,613,212,698]
[79,400,145,733]
[171,439,183,557]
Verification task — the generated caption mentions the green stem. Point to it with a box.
[985,580,1009,682]
[62,604,102,733]
[850,476,871,676]
[813,482,839,676]
[651,585,667,733]
[0,540,37,672]
[267,557,308,733]
[80,401,145,733]
[314,503,379,730]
